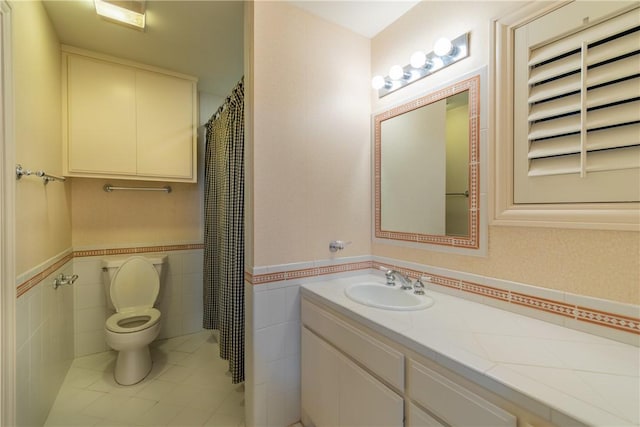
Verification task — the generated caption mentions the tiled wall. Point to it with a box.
[246,280,301,427]
[15,255,75,427]
[72,248,205,357]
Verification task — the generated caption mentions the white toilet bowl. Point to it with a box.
[103,256,165,385]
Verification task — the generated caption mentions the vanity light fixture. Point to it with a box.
[95,0,146,30]
[371,32,470,98]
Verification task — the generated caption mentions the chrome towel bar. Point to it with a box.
[16,164,66,183]
[103,184,172,193]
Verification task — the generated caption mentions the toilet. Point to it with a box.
[102,254,167,385]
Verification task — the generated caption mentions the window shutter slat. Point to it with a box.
[586,123,640,151]
[586,77,640,109]
[529,145,640,177]
[586,55,640,87]
[586,100,640,130]
[528,52,580,85]
[528,73,580,103]
[528,154,580,177]
[529,114,580,141]
[529,93,580,121]
[528,134,580,159]
[586,145,640,173]
[587,30,640,66]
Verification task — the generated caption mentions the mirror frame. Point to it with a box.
[374,74,480,249]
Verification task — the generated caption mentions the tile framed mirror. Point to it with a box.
[374,73,483,251]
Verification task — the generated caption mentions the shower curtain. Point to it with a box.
[203,78,244,384]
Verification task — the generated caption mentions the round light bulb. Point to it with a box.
[371,75,386,90]
[433,37,453,56]
[410,51,427,68]
[389,65,405,81]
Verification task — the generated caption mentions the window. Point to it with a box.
[493,2,640,230]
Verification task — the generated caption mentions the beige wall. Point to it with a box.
[70,178,202,248]
[371,1,640,305]
[13,0,71,276]
[250,1,371,267]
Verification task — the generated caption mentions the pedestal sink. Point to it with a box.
[345,282,434,311]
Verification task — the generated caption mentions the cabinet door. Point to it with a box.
[136,70,195,179]
[302,327,340,427]
[302,326,404,427]
[338,352,404,427]
[67,55,137,175]
[407,403,447,427]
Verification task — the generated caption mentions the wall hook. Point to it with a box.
[329,240,352,252]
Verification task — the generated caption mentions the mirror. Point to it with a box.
[374,75,480,249]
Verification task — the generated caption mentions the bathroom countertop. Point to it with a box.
[301,274,640,427]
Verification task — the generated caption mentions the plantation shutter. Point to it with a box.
[513,5,640,204]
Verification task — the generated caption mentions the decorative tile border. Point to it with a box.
[17,252,74,298]
[576,306,640,334]
[19,247,640,338]
[74,243,204,258]
[16,243,204,299]
[247,258,640,338]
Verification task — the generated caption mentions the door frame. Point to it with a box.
[0,1,16,425]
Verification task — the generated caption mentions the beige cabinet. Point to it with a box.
[63,47,198,182]
[300,297,558,427]
[301,327,404,427]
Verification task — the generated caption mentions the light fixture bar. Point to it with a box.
[95,0,146,30]
[374,32,470,98]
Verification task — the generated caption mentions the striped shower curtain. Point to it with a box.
[203,78,244,384]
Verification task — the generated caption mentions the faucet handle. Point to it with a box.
[414,278,425,295]
[378,266,396,286]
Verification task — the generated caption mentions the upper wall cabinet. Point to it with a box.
[62,46,198,183]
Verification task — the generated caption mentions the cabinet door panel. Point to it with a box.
[67,56,136,174]
[338,351,404,427]
[407,402,447,427]
[301,327,340,427]
[136,70,194,178]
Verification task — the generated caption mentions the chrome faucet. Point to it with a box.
[380,267,413,290]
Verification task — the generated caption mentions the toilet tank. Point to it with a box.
[101,254,168,311]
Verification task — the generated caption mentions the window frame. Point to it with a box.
[491,0,640,231]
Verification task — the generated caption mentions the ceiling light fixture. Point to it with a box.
[95,0,146,30]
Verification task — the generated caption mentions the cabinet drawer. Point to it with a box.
[408,360,516,427]
[302,298,404,390]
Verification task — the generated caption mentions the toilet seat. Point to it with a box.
[110,256,160,312]
[106,308,161,333]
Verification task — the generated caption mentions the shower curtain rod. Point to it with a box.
[103,184,172,193]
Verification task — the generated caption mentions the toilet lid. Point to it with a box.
[110,256,159,311]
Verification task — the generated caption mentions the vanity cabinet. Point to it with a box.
[301,300,404,427]
[301,297,558,427]
[62,47,198,182]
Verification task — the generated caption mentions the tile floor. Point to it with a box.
[44,330,245,427]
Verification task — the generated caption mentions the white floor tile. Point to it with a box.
[134,401,183,426]
[44,331,245,427]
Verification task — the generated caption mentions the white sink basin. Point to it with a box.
[345,282,434,311]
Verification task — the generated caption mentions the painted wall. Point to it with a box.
[245,2,371,426]
[13,0,71,276]
[250,1,371,268]
[371,1,640,305]
[12,2,74,425]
